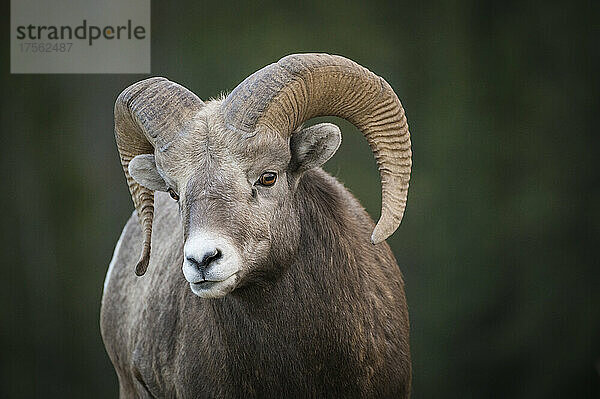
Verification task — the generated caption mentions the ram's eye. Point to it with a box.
[167,188,180,201]
[258,172,277,187]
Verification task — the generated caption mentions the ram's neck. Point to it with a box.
[214,167,378,323]
[192,169,406,395]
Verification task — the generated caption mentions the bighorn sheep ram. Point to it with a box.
[101,53,412,398]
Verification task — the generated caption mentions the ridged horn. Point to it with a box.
[114,77,204,275]
[222,53,411,244]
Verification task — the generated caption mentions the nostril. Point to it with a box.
[186,256,202,271]
[201,248,221,266]
[187,248,222,274]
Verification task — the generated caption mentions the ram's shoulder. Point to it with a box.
[100,193,182,354]
[103,192,180,293]
[103,210,141,298]
[100,209,140,361]
[102,194,180,302]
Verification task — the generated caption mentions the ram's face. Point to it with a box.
[116,57,413,293]
[128,104,341,298]
[173,125,297,299]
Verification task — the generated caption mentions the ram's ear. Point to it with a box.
[128,154,168,192]
[290,123,342,173]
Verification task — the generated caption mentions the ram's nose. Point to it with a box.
[182,233,237,284]
[181,232,242,297]
[185,248,222,277]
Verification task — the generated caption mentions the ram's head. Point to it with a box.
[115,54,411,298]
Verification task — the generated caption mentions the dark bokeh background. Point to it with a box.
[1,1,598,397]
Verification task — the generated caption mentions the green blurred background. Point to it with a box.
[1,0,598,397]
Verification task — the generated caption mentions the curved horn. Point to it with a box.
[222,54,411,244]
[114,77,204,275]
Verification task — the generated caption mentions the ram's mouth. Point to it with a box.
[191,280,219,289]
[189,273,239,298]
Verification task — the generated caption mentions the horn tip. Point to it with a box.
[135,252,150,276]
[370,230,387,245]
[371,214,402,244]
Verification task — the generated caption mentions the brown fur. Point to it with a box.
[101,99,411,398]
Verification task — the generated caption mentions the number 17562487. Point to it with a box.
[20,43,73,53]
